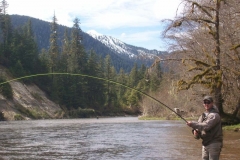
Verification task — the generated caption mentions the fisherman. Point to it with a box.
[187,95,223,160]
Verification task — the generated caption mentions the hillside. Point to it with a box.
[0,66,63,121]
[10,14,166,72]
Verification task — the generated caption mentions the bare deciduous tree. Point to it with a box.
[163,0,240,119]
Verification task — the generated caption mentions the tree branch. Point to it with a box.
[230,44,240,50]
[187,1,214,18]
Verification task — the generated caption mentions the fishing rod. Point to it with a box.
[0,72,188,123]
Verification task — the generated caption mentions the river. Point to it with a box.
[0,117,239,160]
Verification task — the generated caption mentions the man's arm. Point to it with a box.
[187,113,220,131]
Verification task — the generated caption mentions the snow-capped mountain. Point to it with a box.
[87,30,164,60]
[10,14,167,72]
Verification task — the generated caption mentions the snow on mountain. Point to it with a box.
[87,30,163,60]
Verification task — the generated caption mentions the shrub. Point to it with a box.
[0,77,13,99]
[14,114,25,120]
[69,108,95,118]
[14,104,35,119]
[30,109,50,119]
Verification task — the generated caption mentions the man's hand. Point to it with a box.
[193,129,199,136]
[193,129,200,139]
[186,121,192,127]
[187,122,200,139]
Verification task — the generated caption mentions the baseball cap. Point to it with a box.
[203,96,213,102]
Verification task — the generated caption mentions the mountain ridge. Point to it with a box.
[87,30,164,59]
[10,14,166,72]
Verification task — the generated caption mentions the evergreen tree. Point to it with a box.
[139,64,147,80]
[49,12,59,73]
[149,61,162,91]
[86,50,106,111]
[10,20,39,80]
[0,0,8,15]
[128,63,138,87]
[104,55,118,110]
[21,20,39,74]
[70,17,86,73]
[0,0,12,65]
[125,63,141,107]
[138,64,149,92]
[36,49,51,92]
[60,28,70,72]
[0,0,9,45]
[116,68,127,105]
[109,66,118,107]
[57,28,71,106]
[66,18,87,109]
[48,13,60,100]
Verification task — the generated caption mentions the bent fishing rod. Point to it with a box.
[0,72,188,123]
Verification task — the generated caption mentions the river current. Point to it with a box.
[0,117,239,160]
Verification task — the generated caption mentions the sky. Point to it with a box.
[6,0,182,51]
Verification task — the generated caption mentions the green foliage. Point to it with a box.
[10,60,26,78]
[126,90,140,106]
[49,13,59,73]
[14,104,35,119]
[14,114,24,120]
[14,104,50,119]
[177,64,223,92]
[70,18,86,73]
[223,124,240,130]
[69,108,95,118]
[0,77,13,99]
[30,109,50,119]
[0,13,12,63]
[128,63,138,87]
[85,50,106,109]
[10,21,39,77]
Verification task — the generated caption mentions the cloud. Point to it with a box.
[7,0,182,50]
[78,0,181,29]
[7,0,182,28]
[117,30,167,50]
[119,30,160,43]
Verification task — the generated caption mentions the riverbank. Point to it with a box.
[223,124,240,131]
[138,116,240,131]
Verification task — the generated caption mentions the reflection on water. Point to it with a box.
[0,117,239,160]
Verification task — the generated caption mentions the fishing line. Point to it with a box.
[0,72,188,123]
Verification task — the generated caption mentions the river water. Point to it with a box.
[0,117,239,160]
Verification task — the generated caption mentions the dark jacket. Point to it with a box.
[191,106,223,146]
